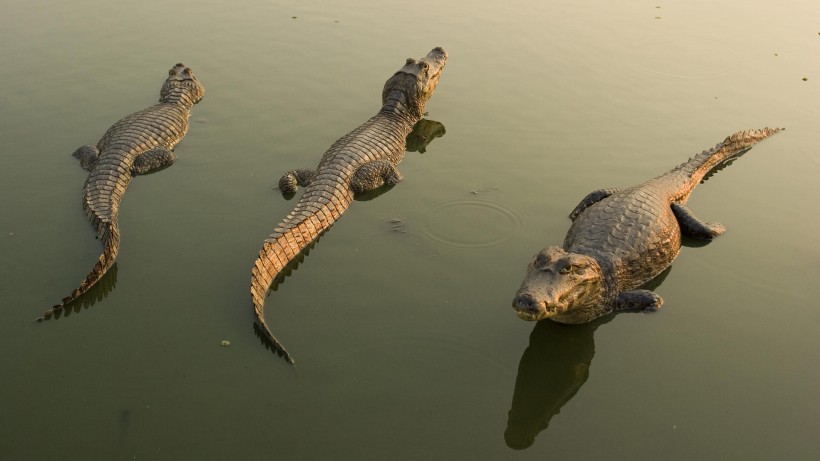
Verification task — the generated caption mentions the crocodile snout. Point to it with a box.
[513,292,547,321]
[424,47,448,70]
[513,293,539,313]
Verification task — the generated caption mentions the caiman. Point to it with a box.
[251,47,448,363]
[39,63,205,321]
[513,128,783,323]
[505,270,668,449]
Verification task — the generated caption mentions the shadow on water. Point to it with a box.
[681,234,718,249]
[504,315,612,450]
[254,119,446,357]
[504,267,671,450]
[405,118,446,154]
[40,263,118,321]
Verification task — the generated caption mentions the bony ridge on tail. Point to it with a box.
[251,47,448,363]
[39,64,205,321]
[513,128,784,324]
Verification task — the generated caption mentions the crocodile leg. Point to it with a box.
[278,168,316,195]
[132,147,177,175]
[72,145,100,171]
[569,188,622,221]
[671,202,726,240]
[615,289,663,312]
[351,159,403,194]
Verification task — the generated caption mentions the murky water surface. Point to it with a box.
[2,1,818,459]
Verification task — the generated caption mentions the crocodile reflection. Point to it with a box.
[46,264,118,321]
[504,316,608,449]
[405,118,446,153]
[505,268,670,449]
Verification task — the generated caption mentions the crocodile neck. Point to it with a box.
[160,89,198,108]
[380,89,422,127]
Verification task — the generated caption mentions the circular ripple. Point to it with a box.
[421,199,523,248]
[627,36,739,79]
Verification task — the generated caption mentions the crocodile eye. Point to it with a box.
[534,253,549,269]
[419,62,429,71]
[182,68,191,76]
[559,265,575,275]
[406,58,416,65]
[168,69,175,76]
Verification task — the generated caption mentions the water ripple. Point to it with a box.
[421,198,523,249]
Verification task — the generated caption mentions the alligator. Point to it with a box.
[39,63,205,321]
[512,128,783,324]
[251,47,448,363]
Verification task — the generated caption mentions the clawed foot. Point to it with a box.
[616,289,663,312]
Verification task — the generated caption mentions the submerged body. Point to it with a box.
[251,48,448,363]
[40,64,205,320]
[513,128,783,323]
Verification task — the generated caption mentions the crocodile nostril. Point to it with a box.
[513,293,538,312]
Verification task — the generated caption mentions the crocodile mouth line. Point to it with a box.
[514,309,545,321]
[513,298,562,321]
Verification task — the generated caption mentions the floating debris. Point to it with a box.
[469,186,499,195]
[221,340,231,346]
[386,218,407,234]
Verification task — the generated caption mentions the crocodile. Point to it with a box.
[251,47,448,363]
[39,63,205,321]
[505,269,668,449]
[512,128,783,324]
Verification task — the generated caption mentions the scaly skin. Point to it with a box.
[252,48,448,363]
[39,64,205,321]
[513,128,783,324]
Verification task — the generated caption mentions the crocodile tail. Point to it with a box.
[251,185,354,364]
[674,127,784,194]
[39,220,120,321]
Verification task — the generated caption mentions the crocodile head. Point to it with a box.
[512,246,605,322]
[160,63,205,105]
[382,47,448,119]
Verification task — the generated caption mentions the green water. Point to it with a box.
[2,0,818,459]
